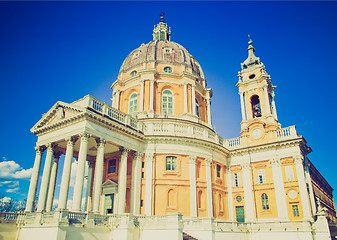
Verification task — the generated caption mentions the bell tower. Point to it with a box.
[236,36,280,144]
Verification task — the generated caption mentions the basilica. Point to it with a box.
[17,16,336,240]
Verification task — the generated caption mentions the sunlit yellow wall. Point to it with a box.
[281,157,303,221]
[212,161,227,219]
[231,165,244,221]
[196,158,207,217]
[152,154,191,216]
[251,161,278,219]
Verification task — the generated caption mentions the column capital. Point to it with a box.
[149,78,156,83]
[95,138,107,147]
[46,143,56,152]
[270,158,281,167]
[140,79,145,84]
[205,158,212,167]
[145,153,154,162]
[189,155,197,164]
[226,166,231,173]
[79,133,91,142]
[65,136,78,145]
[120,147,130,157]
[133,151,144,159]
[34,145,45,154]
[241,162,251,171]
[294,155,304,164]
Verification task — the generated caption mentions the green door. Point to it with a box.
[236,206,245,222]
[105,194,114,214]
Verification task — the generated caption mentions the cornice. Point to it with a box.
[229,137,304,157]
[144,135,230,156]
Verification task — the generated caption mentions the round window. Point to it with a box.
[236,196,242,203]
[164,67,172,73]
[249,74,256,79]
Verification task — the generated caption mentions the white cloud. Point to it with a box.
[0,160,32,180]
[6,187,19,193]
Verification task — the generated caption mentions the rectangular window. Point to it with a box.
[166,156,177,171]
[256,169,266,184]
[140,200,143,207]
[142,161,145,168]
[108,159,116,173]
[141,172,144,178]
[217,165,221,178]
[285,165,295,181]
[292,205,300,217]
[232,172,241,187]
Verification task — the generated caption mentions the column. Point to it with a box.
[37,143,55,212]
[139,80,144,112]
[117,148,129,214]
[25,146,44,212]
[271,97,278,120]
[189,155,197,217]
[58,137,76,210]
[131,152,143,215]
[92,139,106,213]
[226,167,234,221]
[72,133,90,212]
[149,79,155,112]
[205,158,213,217]
[144,153,154,216]
[46,153,60,212]
[239,91,246,121]
[270,158,289,220]
[191,83,196,115]
[183,82,188,113]
[206,97,212,126]
[115,90,120,109]
[84,161,94,212]
[304,161,317,215]
[295,156,312,220]
[263,86,271,115]
[241,162,255,221]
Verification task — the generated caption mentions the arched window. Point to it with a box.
[129,93,137,115]
[195,98,200,117]
[261,193,269,210]
[162,89,173,115]
[130,71,137,77]
[166,156,177,171]
[251,95,261,118]
[164,66,172,73]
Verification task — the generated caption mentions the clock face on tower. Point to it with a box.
[251,128,263,139]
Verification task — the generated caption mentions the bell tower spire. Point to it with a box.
[153,12,171,41]
[236,36,280,145]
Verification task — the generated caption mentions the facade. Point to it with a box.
[17,16,336,240]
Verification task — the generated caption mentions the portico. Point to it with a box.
[25,95,144,215]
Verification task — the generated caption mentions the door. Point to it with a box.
[236,206,245,222]
[105,194,114,214]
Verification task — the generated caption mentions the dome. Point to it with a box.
[118,20,205,80]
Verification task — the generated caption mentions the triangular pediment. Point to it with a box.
[31,101,85,133]
[102,179,118,188]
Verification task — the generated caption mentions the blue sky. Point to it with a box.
[0,1,337,204]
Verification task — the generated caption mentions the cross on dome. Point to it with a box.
[153,13,171,41]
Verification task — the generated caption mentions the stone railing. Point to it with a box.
[76,95,144,133]
[224,126,299,150]
[276,125,298,140]
[143,121,223,146]
[0,212,19,223]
